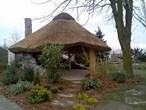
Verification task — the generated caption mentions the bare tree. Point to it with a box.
[134,0,146,28]
[10,32,21,44]
[32,0,135,78]
[6,32,21,46]
[140,0,146,27]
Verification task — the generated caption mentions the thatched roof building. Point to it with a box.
[9,13,111,76]
[9,13,110,53]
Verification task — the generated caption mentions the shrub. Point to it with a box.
[97,60,115,77]
[85,97,98,105]
[44,85,59,94]
[0,57,8,73]
[21,60,34,82]
[27,86,52,104]
[39,45,66,83]
[138,54,146,62]
[110,71,126,83]
[33,70,41,85]
[81,78,101,90]
[0,63,7,72]
[72,104,86,110]
[2,61,19,85]
[11,80,31,95]
[77,93,89,100]
[44,85,52,90]
[51,88,59,94]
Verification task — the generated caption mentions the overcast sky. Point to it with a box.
[0,0,146,52]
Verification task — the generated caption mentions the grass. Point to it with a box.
[133,63,146,70]
[101,69,146,110]
[134,69,146,81]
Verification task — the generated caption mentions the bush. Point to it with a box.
[110,71,126,83]
[44,85,59,93]
[0,63,7,72]
[2,61,19,85]
[72,104,86,110]
[27,86,52,104]
[138,55,146,62]
[81,78,101,90]
[85,97,98,104]
[51,88,59,94]
[33,70,41,85]
[39,45,66,83]
[21,60,34,82]
[44,85,52,90]
[0,58,7,73]
[11,80,31,95]
[77,93,99,106]
[77,93,89,100]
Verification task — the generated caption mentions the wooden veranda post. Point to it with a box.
[68,52,71,69]
[89,48,96,77]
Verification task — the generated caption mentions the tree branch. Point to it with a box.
[31,0,53,5]
[134,12,146,27]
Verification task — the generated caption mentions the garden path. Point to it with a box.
[0,95,24,110]
[62,69,88,83]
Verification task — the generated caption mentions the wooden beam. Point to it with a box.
[68,52,71,69]
[89,48,96,77]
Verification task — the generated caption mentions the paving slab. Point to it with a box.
[0,95,24,110]
[125,97,146,105]
[59,93,75,98]
[125,89,144,96]
[52,99,75,107]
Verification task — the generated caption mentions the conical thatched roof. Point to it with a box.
[53,12,75,21]
[9,13,111,53]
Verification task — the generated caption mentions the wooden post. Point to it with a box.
[89,48,96,77]
[68,52,71,69]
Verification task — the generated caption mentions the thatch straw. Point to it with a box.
[53,12,75,21]
[9,13,111,53]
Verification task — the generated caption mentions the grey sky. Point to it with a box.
[0,0,145,51]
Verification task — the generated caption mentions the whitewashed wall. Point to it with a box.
[8,50,15,65]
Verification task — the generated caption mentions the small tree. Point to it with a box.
[132,48,146,62]
[2,60,19,85]
[95,27,106,43]
[39,45,65,83]
[95,27,109,60]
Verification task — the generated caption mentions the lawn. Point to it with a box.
[100,68,146,110]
